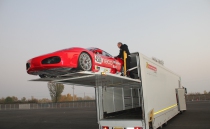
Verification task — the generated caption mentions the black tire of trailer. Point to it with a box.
[163,121,168,126]
[158,125,163,129]
[149,121,153,129]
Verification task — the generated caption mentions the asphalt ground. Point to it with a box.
[164,101,210,129]
[0,101,210,129]
[0,107,98,129]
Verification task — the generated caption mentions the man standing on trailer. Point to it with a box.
[116,42,134,78]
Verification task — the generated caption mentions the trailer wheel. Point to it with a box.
[158,125,163,129]
[78,52,92,71]
[163,121,168,126]
[149,121,153,129]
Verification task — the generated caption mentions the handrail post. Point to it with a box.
[123,51,127,76]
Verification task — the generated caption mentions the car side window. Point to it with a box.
[102,51,112,57]
[102,51,106,56]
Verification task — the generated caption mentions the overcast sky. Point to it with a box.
[0,0,210,99]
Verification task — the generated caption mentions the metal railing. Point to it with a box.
[0,101,95,110]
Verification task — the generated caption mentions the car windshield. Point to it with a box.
[102,50,113,57]
[86,47,96,51]
[86,47,113,57]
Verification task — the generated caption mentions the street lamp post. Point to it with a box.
[72,85,74,101]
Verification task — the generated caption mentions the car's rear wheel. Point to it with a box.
[78,52,92,71]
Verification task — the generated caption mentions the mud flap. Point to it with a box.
[148,109,154,129]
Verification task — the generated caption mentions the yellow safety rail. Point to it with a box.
[123,51,127,76]
[154,104,177,115]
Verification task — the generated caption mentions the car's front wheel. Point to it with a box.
[78,52,92,71]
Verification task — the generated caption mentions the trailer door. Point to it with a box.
[176,88,187,111]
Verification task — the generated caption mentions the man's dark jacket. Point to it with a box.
[117,44,131,59]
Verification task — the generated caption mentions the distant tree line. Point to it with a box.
[0,82,94,104]
[0,94,94,104]
[186,90,210,101]
[187,90,210,95]
[0,96,45,104]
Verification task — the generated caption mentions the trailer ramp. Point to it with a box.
[30,71,141,88]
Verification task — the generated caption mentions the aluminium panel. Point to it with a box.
[30,71,141,88]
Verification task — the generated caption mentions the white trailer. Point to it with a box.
[31,52,187,129]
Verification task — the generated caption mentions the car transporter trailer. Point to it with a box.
[31,51,187,129]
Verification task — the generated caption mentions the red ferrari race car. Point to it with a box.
[26,47,123,78]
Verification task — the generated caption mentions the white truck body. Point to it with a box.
[94,52,187,129]
[31,52,187,129]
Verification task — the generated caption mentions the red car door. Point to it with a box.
[92,48,122,73]
[102,54,114,69]
[114,59,123,72]
[101,52,123,73]
[101,51,119,72]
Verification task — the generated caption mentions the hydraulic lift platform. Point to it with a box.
[28,52,187,129]
[30,71,141,88]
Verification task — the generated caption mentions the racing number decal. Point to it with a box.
[95,54,102,64]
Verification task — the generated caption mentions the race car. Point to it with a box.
[26,47,123,78]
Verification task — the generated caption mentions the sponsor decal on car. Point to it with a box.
[115,61,121,65]
[95,54,103,64]
[103,59,113,65]
[96,66,111,73]
[146,62,157,72]
[104,69,109,72]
